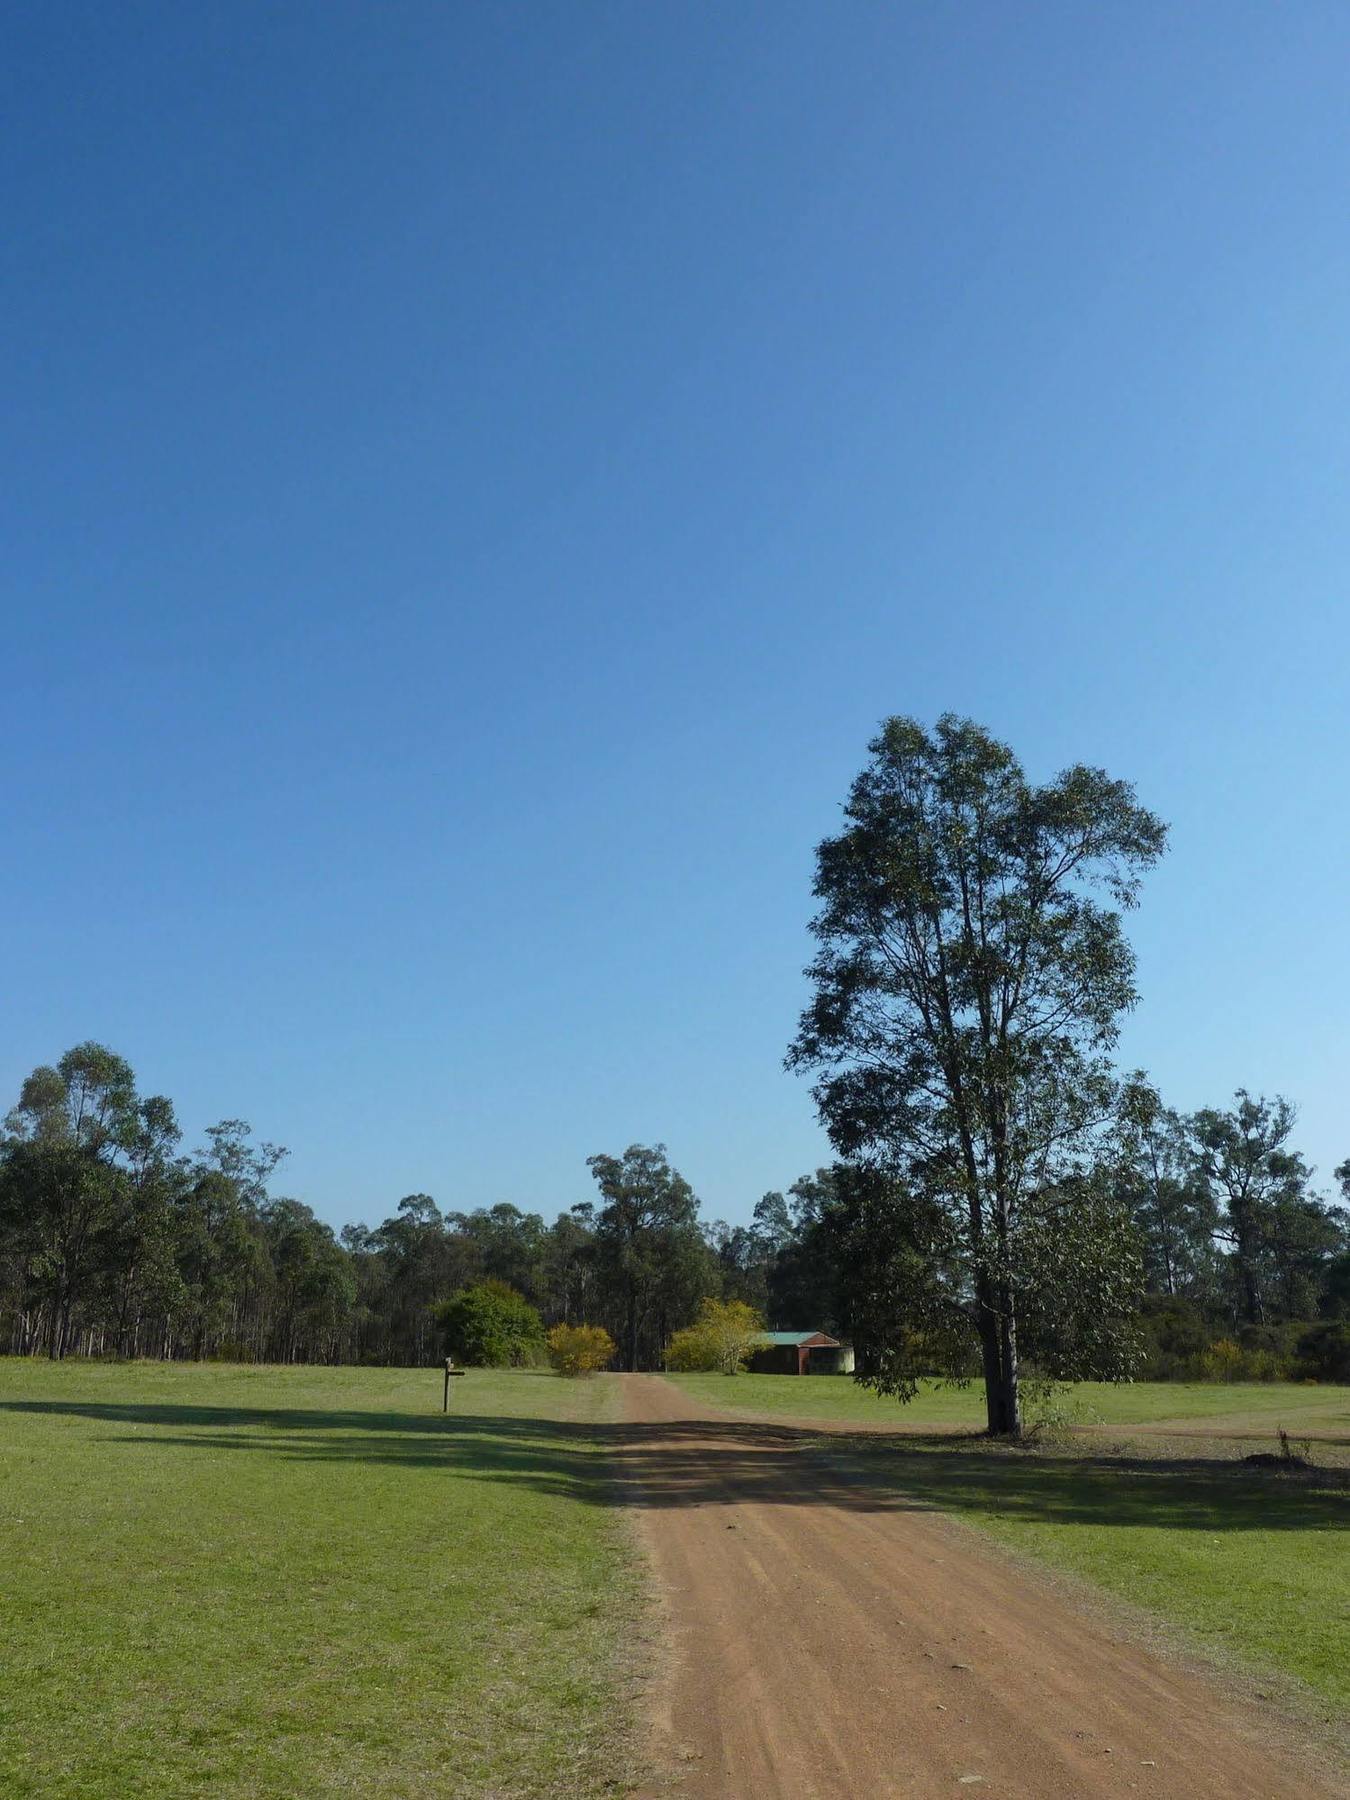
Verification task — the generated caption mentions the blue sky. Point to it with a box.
[5,3,1348,1229]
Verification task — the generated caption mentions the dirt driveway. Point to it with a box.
[620,1374,1340,1800]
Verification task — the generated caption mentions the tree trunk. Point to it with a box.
[976,1286,1022,1436]
[997,1295,1021,1437]
[976,1301,1002,1434]
[1237,1227,1263,1324]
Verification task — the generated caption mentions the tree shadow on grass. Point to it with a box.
[3,1397,1347,1534]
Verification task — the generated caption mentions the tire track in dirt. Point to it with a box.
[620,1374,1341,1800]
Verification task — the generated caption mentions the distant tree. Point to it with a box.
[449,1203,548,1303]
[1116,1079,1216,1298]
[435,1279,544,1367]
[703,1220,772,1314]
[363,1195,468,1365]
[1,1045,139,1356]
[1263,1188,1346,1322]
[788,716,1166,1435]
[827,1162,977,1384]
[587,1144,713,1370]
[764,1169,843,1331]
[199,1119,287,1207]
[541,1207,598,1323]
[1322,1248,1350,1321]
[264,1199,356,1363]
[1329,1159,1350,1317]
[103,1094,189,1358]
[1293,1320,1350,1382]
[751,1190,794,1250]
[1190,1092,1332,1325]
[175,1165,267,1359]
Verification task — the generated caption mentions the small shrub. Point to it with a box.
[546,1323,615,1376]
[663,1326,718,1372]
[433,1280,545,1367]
[1199,1337,1244,1382]
[1293,1320,1350,1383]
[1244,1427,1314,1472]
[664,1299,764,1374]
[1022,1374,1099,1443]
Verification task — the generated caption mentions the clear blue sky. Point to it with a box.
[5,3,1348,1229]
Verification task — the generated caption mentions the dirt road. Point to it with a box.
[620,1374,1339,1800]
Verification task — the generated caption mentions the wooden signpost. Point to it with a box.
[443,1357,467,1412]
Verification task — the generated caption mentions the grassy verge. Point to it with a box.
[849,1432,1349,1711]
[0,1360,641,1799]
[665,1372,1350,1713]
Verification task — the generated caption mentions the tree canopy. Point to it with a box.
[788,715,1168,1435]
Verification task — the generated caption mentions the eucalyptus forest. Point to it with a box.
[2,1045,1346,1388]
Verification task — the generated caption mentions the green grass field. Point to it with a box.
[4,1361,1347,1796]
[666,1372,1350,1712]
[0,1360,641,1800]
[664,1370,1350,1436]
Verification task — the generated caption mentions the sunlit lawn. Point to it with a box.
[665,1370,1350,1436]
[666,1371,1350,1714]
[0,1361,640,1800]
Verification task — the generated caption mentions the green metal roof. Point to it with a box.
[757,1331,833,1346]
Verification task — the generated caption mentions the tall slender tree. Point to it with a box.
[587,1144,712,1370]
[788,716,1166,1435]
[1116,1078,1216,1299]
[1191,1092,1317,1325]
[1,1045,138,1356]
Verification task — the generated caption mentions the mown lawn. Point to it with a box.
[666,1371,1350,1714]
[664,1370,1350,1435]
[0,1361,641,1800]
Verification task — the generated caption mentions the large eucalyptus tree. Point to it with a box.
[788,715,1166,1435]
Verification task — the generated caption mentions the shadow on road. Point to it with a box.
[3,1394,1347,1534]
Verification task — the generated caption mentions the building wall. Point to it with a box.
[748,1342,855,1375]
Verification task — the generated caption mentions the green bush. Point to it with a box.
[1200,1337,1245,1382]
[1235,1320,1305,1377]
[433,1280,544,1367]
[1136,1300,1333,1383]
[1135,1296,1216,1379]
[546,1323,615,1376]
[1292,1321,1350,1383]
[664,1299,764,1374]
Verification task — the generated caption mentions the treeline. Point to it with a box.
[0,1046,829,1367]
[2,1045,1347,1375]
[0,1046,348,1362]
[811,1082,1350,1385]
[708,1088,1350,1379]
[1113,1083,1350,1379]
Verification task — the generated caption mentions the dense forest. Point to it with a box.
[1,1041,1347,1377]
